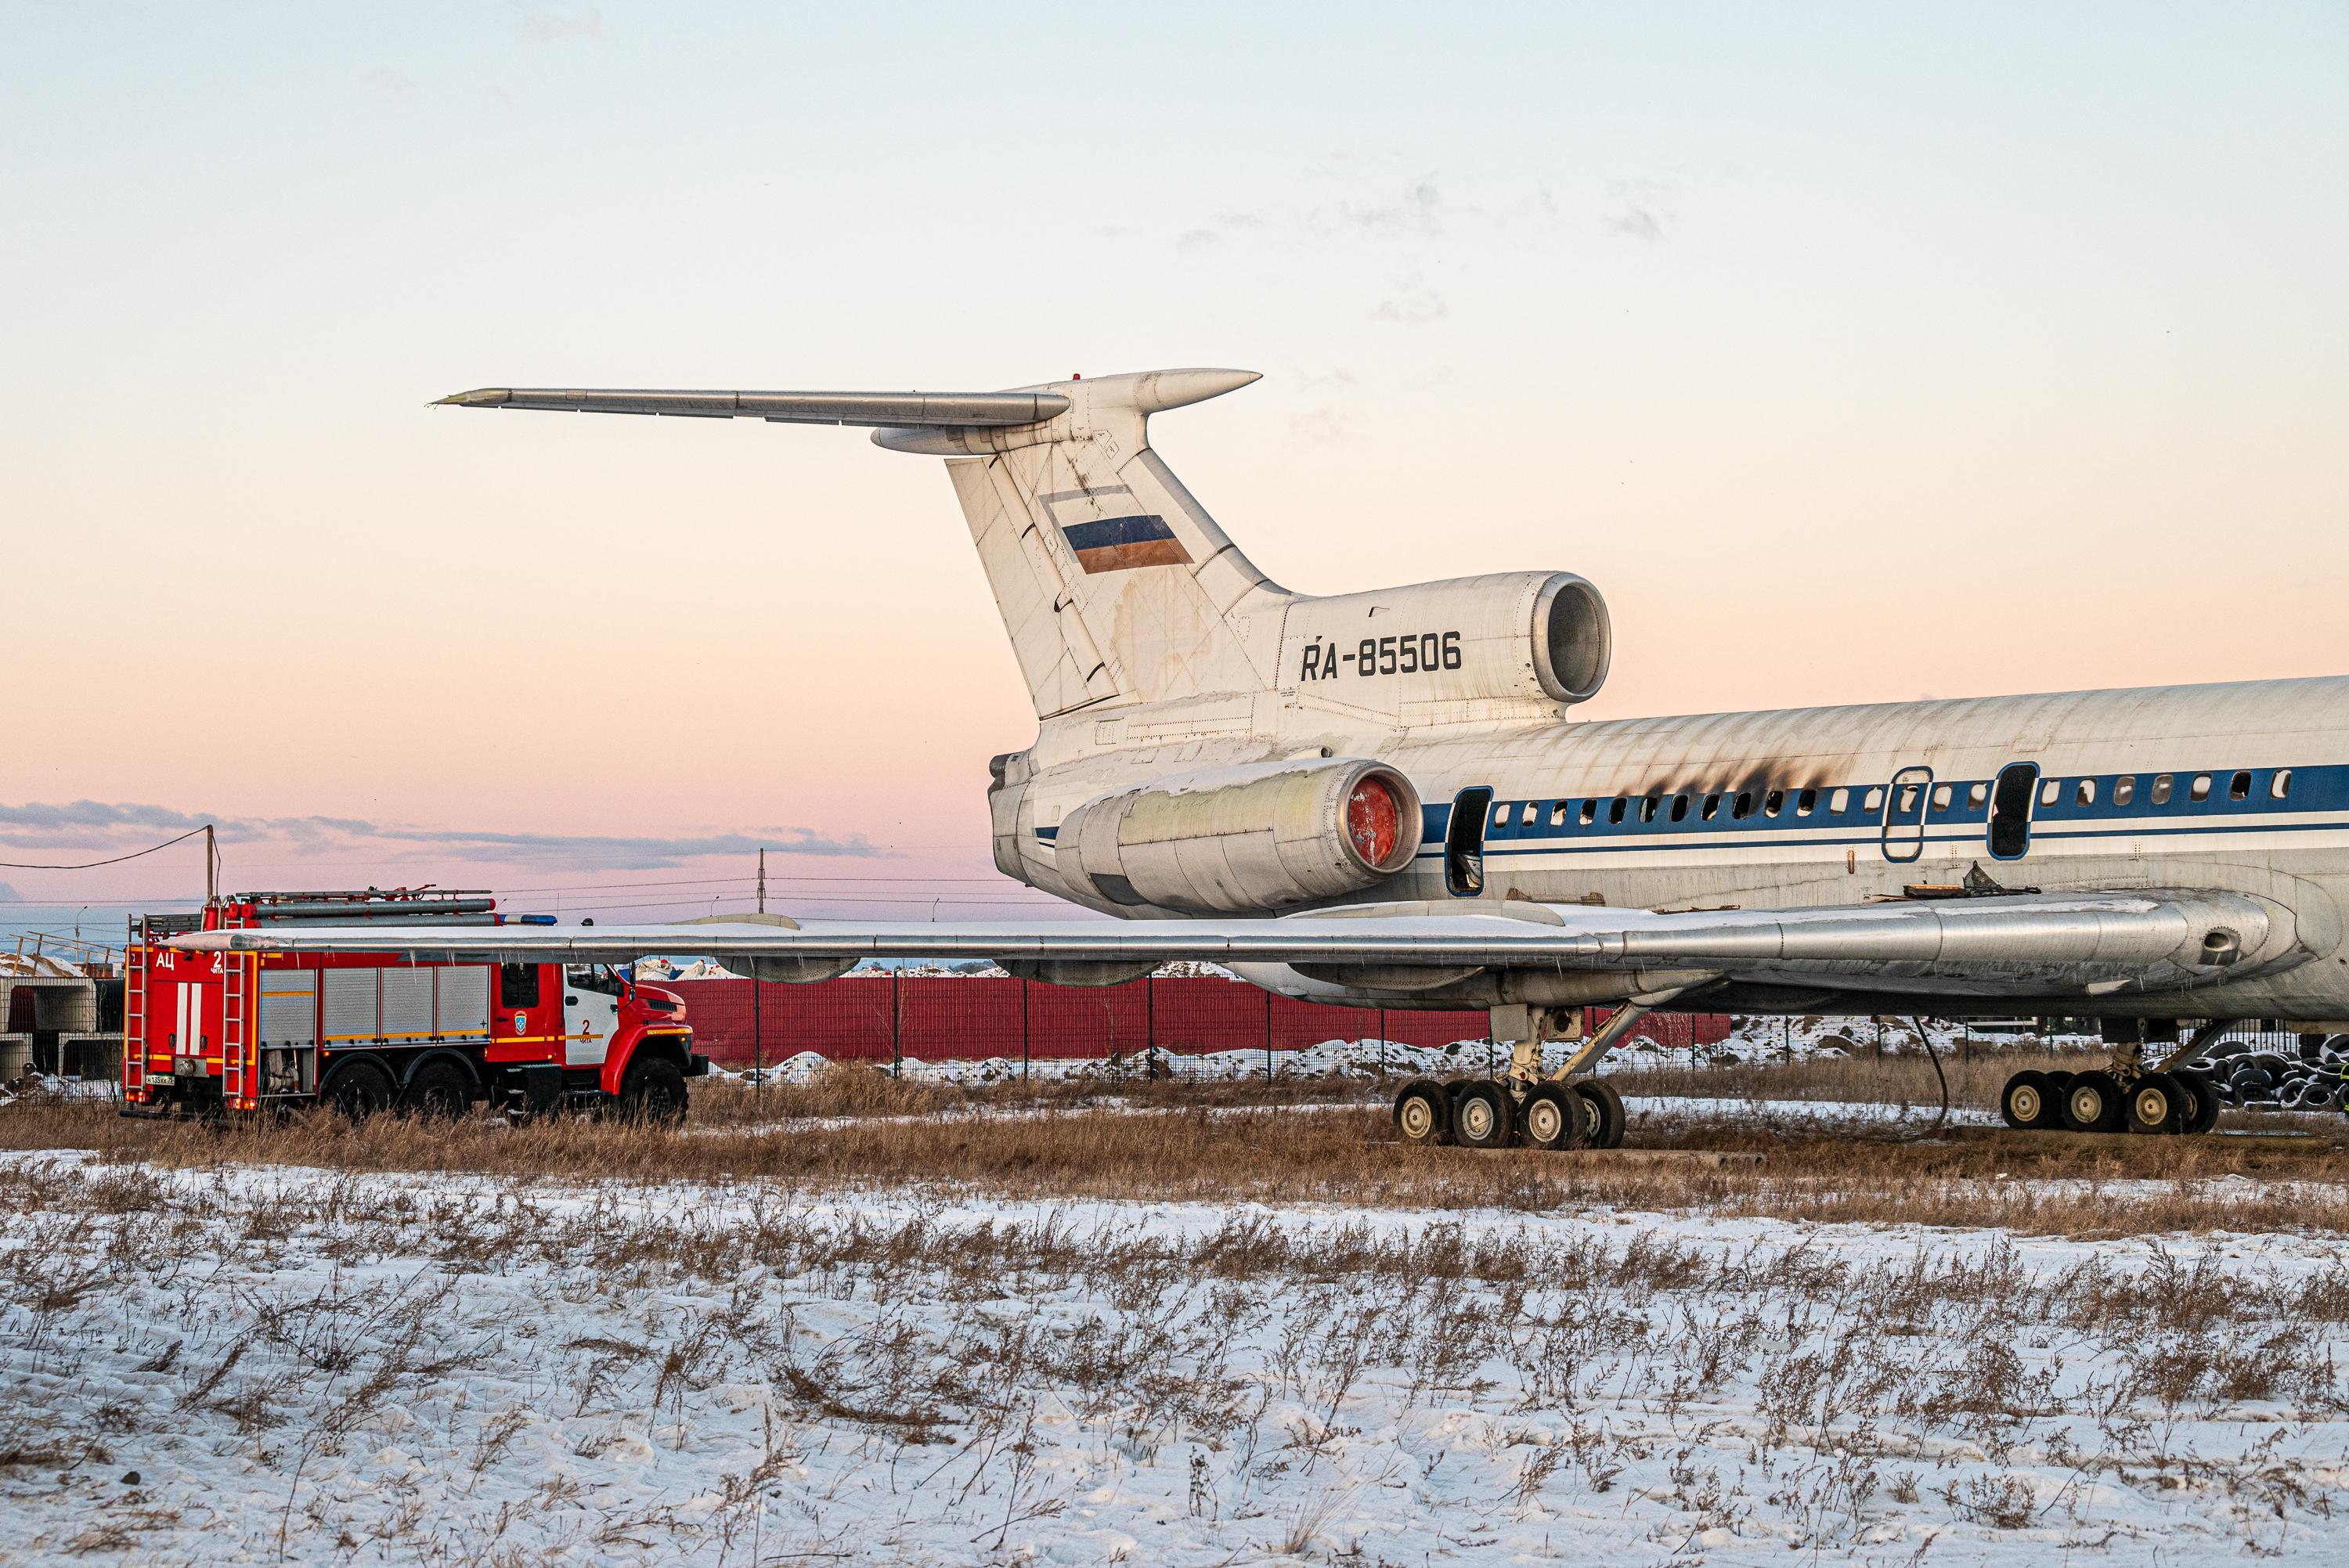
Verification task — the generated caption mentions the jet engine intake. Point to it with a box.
[1055,758,1421,914]
[1281,571,1611,716]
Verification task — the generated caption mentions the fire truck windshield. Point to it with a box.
[565,964,627,997]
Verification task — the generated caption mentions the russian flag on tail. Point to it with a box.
[1060,514,1193,573]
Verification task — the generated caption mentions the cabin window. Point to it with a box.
[1670,794,1690,822]
[1988,762,2039,859]
[1521,802,1539,826]
[1608,798,1627,825]
[1931,784,1952,812]
[1640,796,1659,824]
[1796,788,1817,817]
[2113,776,2135,806]
[2038,778,2060,807]
[2271,769,2293,800]
[1863,787,1885,813]
[1550,802,1569,827]
[2228,770,2251,802]
[1968,782,1988,809]
[2076,779,2096,807]
[499,964,541,1009]
[1896,784,1919,815]
[2190,773,2213,802]
[1763,788,1784,817]
[1701,794,1721,820]
[1732,791,1754,820]
[1829,788,1849,814]
[1579,798,1597,826]
[2151,773,2173,804]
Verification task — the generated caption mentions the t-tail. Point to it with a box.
[437,369,1291,719]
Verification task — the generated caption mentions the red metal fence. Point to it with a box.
[667,972,1734,1076]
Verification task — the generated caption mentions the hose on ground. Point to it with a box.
[1906,1015,1950,1139]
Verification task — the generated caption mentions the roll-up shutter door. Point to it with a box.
[380,968,435,1041]
[321,968,378,1044]
[436,966,490,1041]
[257,971,317,1049]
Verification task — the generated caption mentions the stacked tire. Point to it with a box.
[2195,1034,2347,1114]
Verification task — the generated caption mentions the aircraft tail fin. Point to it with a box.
[874,369,1288,719]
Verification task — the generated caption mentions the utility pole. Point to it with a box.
[204,824,216,903]
[757,848,766,915]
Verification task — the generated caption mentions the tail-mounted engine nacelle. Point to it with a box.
[1055,758,1422,915]
[1282,571,1611,712]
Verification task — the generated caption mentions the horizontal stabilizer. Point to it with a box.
[433,387,1070,427]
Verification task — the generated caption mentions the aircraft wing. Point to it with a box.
[168,890,2288,997]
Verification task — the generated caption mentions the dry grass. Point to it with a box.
[5,1069,2344,1236]
[2,1156,2345,1562]
[1623,1041,2107,1106]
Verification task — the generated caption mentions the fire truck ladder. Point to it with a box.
[220,951,250,1108]
[122,927,148,1098]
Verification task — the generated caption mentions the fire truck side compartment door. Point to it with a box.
[323,968,380,1045]
[258,971,317,1048]
[564,989,620,1067]
[437,966,491,1042]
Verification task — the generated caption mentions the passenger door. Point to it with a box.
[562,971,622,1067]
[1880,766,1932,863]
[1445,786,1493,896]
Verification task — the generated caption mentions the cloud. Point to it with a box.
[364,66,418,103]
[0,800,884,871]
[1339,175,1448,239]
[1369,287,1449,326]
[0,882,19,903]
[1174,229,1220,253]
[518,5,609,44]
[1608,204,1665,243]
[363,824,882,867]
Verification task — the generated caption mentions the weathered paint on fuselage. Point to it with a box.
[1001,673,2349,1018]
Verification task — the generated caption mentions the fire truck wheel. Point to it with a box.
[619,1058,689,1124]
[321,1059,395,1123]
[402,1059,474,1121]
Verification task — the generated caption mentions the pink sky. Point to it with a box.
[5,5,2345,933]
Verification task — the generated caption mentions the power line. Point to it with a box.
[0,824,210,871]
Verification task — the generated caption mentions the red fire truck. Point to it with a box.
[121,889,707,1121]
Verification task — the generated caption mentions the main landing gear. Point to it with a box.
[1392,1002,1648,1152]
[1997,1019,2231,1137]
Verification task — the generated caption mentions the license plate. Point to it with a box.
[146,1073,176,1087]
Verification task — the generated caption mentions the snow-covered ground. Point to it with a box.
[3,1153,2344,1565]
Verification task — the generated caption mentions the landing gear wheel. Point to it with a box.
[619,1057,689,1125]
[402,1059,474,1121]
[2000,1070,2055,1130]
[2125,1071,2184,1135]
[1520,1085,1584,1151]
[320,1059,394,1123]
[2061,1070,2125,1134]
[2172,1068,2221,1135]
[1393,1080,1452,1146]
[1574,1080,1627,1150]
[1451,1080,1514,1149]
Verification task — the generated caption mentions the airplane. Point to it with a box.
[178,368,2349,1149]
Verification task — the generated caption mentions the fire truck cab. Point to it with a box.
[122,889,707,1122]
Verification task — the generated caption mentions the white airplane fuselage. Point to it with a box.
[994,673,2349,1021]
